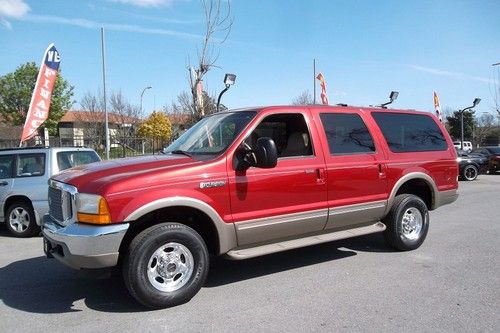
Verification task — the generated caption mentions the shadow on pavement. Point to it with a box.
[0,232,391,314]
[206,232,391,287]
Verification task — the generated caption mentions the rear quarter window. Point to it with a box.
[372,112,447,152]
[57,151,100,171]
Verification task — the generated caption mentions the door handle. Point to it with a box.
[0,181,8,186]
[378,164,386,179]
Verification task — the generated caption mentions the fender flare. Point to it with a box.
[123,196,237,254]
[385,172,439,214]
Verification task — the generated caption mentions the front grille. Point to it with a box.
[49,187,64,221]
[48,181,75,224]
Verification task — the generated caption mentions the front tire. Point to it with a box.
[383,194,429,251]
[6,201,39,237]
[122,223,209,309]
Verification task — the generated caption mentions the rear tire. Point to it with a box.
[5,201,39,237]
[461,164,478,181]
[383,194,429,251]
[122,223,209,309]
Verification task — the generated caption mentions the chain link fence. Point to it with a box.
[0,135,173,159]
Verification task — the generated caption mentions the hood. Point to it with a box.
[53,154,201,194]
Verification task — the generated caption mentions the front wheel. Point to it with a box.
[122,223,209,309]
[383,194,429,251]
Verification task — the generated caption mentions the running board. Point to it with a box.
[225,222,386,260]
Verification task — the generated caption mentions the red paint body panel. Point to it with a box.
[52,105,458,226]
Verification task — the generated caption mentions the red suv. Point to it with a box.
[43,105,458,308]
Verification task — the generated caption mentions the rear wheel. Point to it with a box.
[122,223,209,309]
[6,201,39,237]
[383,194,429,251]
[462,164,478,181]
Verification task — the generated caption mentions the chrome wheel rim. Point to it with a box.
[401,207,423,241]
[147,242,194,292]
[464,165,477,181]
[9,207,30,233]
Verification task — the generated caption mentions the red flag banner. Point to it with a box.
[20,43,61,143]
[316,72,329,105]
[433,91,442,122]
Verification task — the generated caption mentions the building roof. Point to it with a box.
[60,110,140,124]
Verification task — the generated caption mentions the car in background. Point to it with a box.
[453,141,473,153]
[470,147,500,174]
[456,149,488,181]
[0,147,101,237]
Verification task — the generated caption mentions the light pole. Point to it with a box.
[493,62,500,145]
[140,86,152,114]
[378,91,399,108]
[217,74,236,112]
[460,98,481,150]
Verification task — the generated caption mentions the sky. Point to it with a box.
[1,0,499,117]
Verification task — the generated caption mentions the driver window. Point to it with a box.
[245,113,313,158]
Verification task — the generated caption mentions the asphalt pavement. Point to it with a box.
[0,174,499,332]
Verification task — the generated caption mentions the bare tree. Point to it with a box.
[474,112,495,146]
[76,91,106,148]
[189,0,233,117]
[292,91,314,105]
[109,90,142,138]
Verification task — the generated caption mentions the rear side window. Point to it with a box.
[0,155,14,179]
[372,112,447,152]
[57,151,100,171]
[17,153,45,177]
[319,113,375,155]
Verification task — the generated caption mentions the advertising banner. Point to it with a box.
[20,43,61,143]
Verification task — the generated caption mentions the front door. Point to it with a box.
[228,111,328,246]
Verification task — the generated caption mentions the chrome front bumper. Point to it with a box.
[42,214,129,270]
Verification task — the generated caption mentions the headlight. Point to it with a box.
[76,193,111,224]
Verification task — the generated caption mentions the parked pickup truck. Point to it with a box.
[42,105,459,308]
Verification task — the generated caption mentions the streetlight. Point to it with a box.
[378,91,399,108]
[140,86,152,113]
[460,98,481,150]
[216,74,236,112]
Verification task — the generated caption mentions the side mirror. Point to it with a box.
[235,137,277,171]
[254,137,278,169]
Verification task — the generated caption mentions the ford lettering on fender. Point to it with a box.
[42,105,458,309]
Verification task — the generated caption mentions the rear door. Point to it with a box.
[314,110,388,229]
[0,154,15,222]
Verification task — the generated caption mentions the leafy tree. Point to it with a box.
[445,110,476,141]
[0,62,74,135]
[138,111,173,150]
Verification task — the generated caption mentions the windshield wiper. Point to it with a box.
[169,150,193,157]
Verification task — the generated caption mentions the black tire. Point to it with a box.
[5,201,40,238]
[383,194,429,251]
[122,223,209,309]
[461,164,478,181]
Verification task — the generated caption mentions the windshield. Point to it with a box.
[164,111,257,156]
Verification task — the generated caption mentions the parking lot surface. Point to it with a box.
[1,174,499,332]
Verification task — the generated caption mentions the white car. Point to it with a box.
[0,147,100,237]
[453,141,472,153]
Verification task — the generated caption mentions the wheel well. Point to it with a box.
[4,196,33,216]
[395,179,433,210]
[119,206,220,260]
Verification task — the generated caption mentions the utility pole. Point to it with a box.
[101,27,109,160]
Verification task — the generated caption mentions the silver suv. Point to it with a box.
[0,147,100,237]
